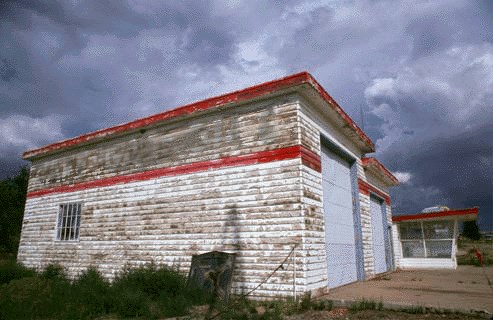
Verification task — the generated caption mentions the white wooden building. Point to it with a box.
[392,208,479,269]
[17,72,399,298]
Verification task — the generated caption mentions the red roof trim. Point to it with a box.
[358,179,391,205]
[306,77,374,149]
[362,157,399,185]
[23,72,374,160]
[27,145,320,198]
[392,208,479,222]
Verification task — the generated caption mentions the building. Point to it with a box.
[17,72,399,298]
[392,208,479,269]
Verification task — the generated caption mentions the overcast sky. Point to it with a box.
[0,0,492,230]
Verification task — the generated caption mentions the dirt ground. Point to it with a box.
[285,309,489,320]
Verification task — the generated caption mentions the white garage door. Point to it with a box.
[371,197,388,274]
[321,145,358,288]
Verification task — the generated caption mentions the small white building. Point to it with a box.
[392,208,479,269]
[18,72,399,298]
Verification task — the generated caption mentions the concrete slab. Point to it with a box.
[323,266,493,314]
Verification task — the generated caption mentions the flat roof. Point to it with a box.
[23,72,375,160]
[392,208,479,222]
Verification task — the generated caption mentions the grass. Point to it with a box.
[208,293,335,320]
[457,239,493,266]
[0,260,209,320]
[348,298,384,313]
[1,254,488,320]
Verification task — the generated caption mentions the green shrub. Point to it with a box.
[111,286,150,318]
[0,262,209,320]
[69,267,113,319]
[40,263,66,281]
[457,254,481,266]
[114,263,186,298]
[313,299,333,311]
[0,260,36,285]
[299,292,312,311]
[112,263,208,319]
[0,276,68,320]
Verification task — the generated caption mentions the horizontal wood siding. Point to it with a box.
[297,105,328,295]
[398,258,456,269]
[359,177,393,279]
[297,98,395,284]
[18,95,309,299]
[27,96,300,194]
[297,99,366,293]
[19,160,305,297]
[391,223,403,269]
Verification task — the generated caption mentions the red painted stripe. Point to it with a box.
[392,208,479,222]
[358,179,391,205]
[22,73,312,160]
[300,146,321,172]
[362,158,399,185]
[23,72,374,160]
[306,77,374,150]
[27,145,321,198]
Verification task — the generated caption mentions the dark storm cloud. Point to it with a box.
[406,16,454,59]
[386,125,493,228]
[468,0,493,43]
[365,38,493,230]
[185,28,233,65]
[0,0,240,180]
[0,0,491,231]
[0,0,149,37]
[0,58,18,82]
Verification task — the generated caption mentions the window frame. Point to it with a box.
[55,202,82,241]
[399,219,457,259]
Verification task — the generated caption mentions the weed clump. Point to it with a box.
[0,260,36,285]
[0,262,209,320]
[349,298,384,313]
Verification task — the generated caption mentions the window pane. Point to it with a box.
[425,240,453,258]
[402,240,425,258]
[75,204,81,239]
[63,204,69,240]
[57,206,63,240]
[399,222,422,240]
[56,203,81,241]
[68,204,74,240]
[422,221,454,239]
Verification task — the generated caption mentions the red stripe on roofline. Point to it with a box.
[358,179,391,205]
[306,77,374,149]
[392,208,479,222]
[22,72,374,160]
[362,157,399,185]
[27,145,321,198]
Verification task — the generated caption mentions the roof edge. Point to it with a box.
[362,157,399,186]
[392,208,479,222]
[23,71,374,160]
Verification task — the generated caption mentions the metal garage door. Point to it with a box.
[370,196,388,274]
[321,145,358,288]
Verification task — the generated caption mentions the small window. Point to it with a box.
[399,221,455,259]
[56,203,81,241]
